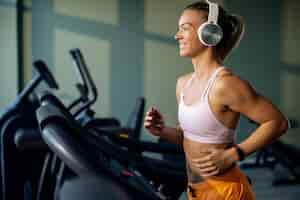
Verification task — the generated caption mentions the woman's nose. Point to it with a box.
[174,31,181,40]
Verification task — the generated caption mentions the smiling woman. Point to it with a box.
[144,0,288,199]
[175,1,244,61]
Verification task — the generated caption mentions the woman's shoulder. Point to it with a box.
[176,72,193,99]
[215,67,254,97]
[219,66,235,78]
[177,72,194,83]
[176,72,193,89]
[217,67,242,84]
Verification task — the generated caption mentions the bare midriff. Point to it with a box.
[183,137,233,183]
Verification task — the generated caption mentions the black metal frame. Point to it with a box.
[17,0,24,93]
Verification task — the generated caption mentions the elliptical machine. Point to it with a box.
[36,95,186,200]
[0,60,59,200]
[32,49,187,200]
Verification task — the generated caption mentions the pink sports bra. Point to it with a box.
[178,67,237,144]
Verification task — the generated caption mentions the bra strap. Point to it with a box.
[202,67,225,99]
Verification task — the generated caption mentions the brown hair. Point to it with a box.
[184,0,245,60]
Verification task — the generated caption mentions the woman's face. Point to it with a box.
[175,9,207,57]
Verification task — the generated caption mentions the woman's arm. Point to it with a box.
[218,75,289,159]
[144,74,190,145]
[192,74,289,177]
[159,125,184,145]
[144,106,184,145]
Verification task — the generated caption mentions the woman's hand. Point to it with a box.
[144,107,165,137]
[191,147,239,177]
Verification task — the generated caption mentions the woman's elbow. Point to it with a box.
[279,117,289,135]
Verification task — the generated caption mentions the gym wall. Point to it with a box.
[0,0,32,108]
[0,0,18,109]
[279,0,300,147]
[53,0,113,118]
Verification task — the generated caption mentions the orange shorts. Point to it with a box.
[187,165,255,200]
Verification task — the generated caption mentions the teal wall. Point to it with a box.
[0,0,18,109]
[31,0,146,121]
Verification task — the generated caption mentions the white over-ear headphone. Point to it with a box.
[197,0,223,46]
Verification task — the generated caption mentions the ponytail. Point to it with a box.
[217,14,245,60]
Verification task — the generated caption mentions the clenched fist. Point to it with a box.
[144,107,165,136]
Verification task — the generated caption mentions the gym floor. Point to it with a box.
[179,167,300,200]
[243,167,300,200]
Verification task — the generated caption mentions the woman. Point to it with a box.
[144,1,288,199]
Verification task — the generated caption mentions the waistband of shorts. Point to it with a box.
[188,164,249,188]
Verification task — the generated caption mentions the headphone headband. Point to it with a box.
[207,0,219,24]
[197,0,223,46]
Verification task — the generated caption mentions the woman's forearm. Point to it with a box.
[238,118,288,158]
[159,126,184,146]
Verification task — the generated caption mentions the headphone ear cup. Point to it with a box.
[198,22,223,47]
[198,22,209,46]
